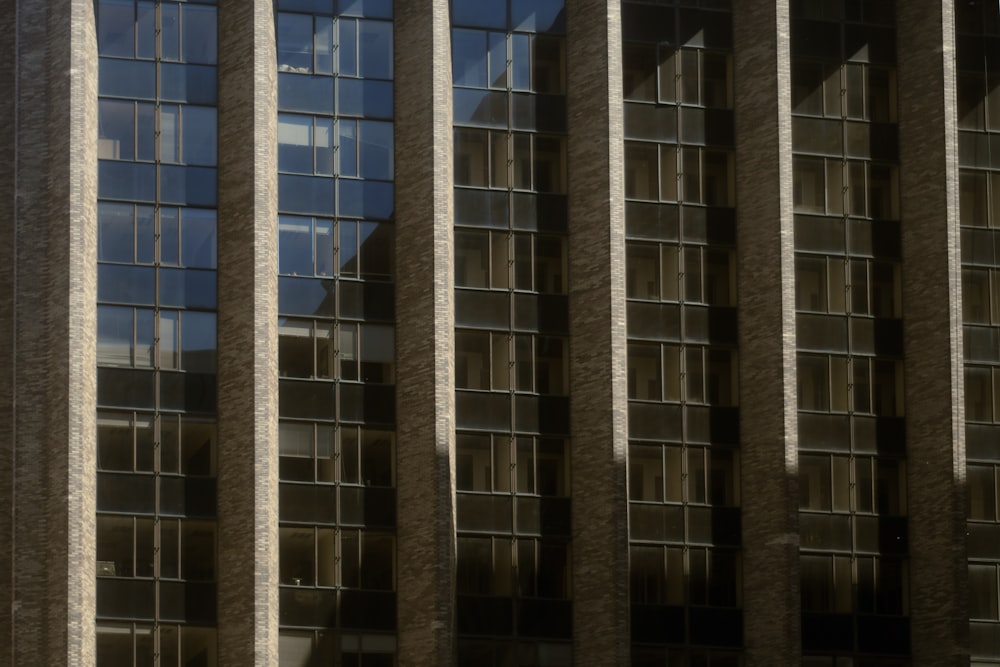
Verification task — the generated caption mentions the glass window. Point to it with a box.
[279,114,315,174]
[359,120,393,179]
[182,106,217,166]
[278,13,314,73]
[358,20,393,80]
[181,5,217,65]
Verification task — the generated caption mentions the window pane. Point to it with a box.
[339,18,358,76]
[359,20,392,79]
[279,115,314,174]
[99,100,135,161]
[181,311,216,373]
[339,120,358,177]
[181,5,217,65]
[180,208,217,269]
[359,120,393,180]
[278,13,314,73]
[182,106,217,166]
[98,306,134,366]
[98,203,135,263]
[279,216,314,276]
[98,0,135,57]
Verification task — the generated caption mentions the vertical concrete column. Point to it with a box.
[732,1,801,664]
[566,2,630,664]
[0,3,13,660]
[394,0,456,663]
[897,3,968,664]
[216,1,279,664]
[0,0,98,664]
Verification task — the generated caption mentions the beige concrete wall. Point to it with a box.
[393,0,457,663]
[732,0,801,663]
[216,0,280,664]
[566,1,631,664]
[897,2,969,664]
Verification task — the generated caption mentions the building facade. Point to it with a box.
[1,0,997,665]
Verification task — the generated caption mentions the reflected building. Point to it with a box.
[1,0,998,666]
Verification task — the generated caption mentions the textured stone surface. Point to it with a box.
[216,1,280,664]
[566,2,630,664]
[1,0,98,664]
[0,3,14,661]
[393,0,457,664]
[897,3,969,664]
[732,1,801,663]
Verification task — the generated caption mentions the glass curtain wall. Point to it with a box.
[956,1,1000,664]
[790,2,909,664]
[621,2,742,665]
[450,0,573,664]
[95,1,220,664]
[274,1,397,665]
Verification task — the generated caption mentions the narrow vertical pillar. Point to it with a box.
[394,0,456,663]
[0,0,98,664]
[897,3,968,664]
[216,1,279,664]
[0,4,16,662]
[566,2,630,664]
[732,1,801,664]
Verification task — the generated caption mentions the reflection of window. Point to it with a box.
[792,61,896,121]
[98,0,217,64]
[452,29,565,93]
[623,44,732,108]
[969,464,999,522]
[796,255,899,317]
[627,242,734,305]
[965,366,1000,423]
[799,453,905,515]
[278,216,393,279]
[98,202,217,269]
[457,433,567,495]
[797,353,901,415]
[278,318,394,383]
[97,624,217,667]
[628,443,738,506]
[277,13,392,79]
[279,422,395,486]
[455,129,565,193]
[96,515,215,581]
[793,157,899,219]
[97,306,216,372]
[456,330,567,394]
[278,526,395,590]
[277,114,392,179]
[625,143,731,205]
[456,536,569,599]
[959,170,1000,228]
[628,343,737,405]
[97,411,216,475]
[970,564,1000,621]
[629,545,740,608]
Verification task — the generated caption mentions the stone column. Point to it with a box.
[0,0,98,664]
[393,0,456,663]
[566,1,630,664]
[732,0,801,663]
[897,2,968,664]
[216,1,280,664]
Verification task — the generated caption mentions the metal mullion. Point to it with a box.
[696,49,704,107]
[332,218,340,279]
[311,320,318,381]
[175,2,184,64]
